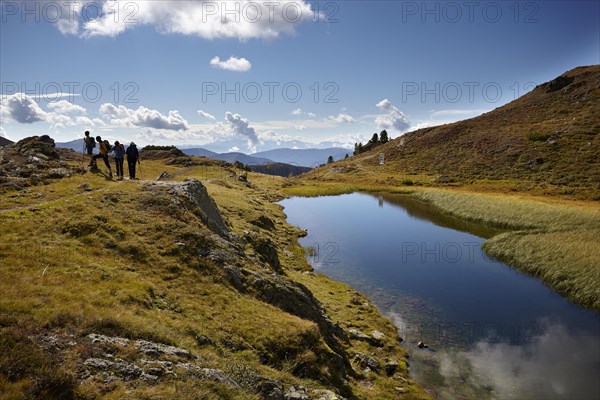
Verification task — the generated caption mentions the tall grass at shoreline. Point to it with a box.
[284,182,600,311]
[411,189,600,310]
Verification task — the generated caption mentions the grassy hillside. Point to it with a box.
[280,66,600,312]
[283,65,600,311]
[0,138,430,399]
[325,65,600,200]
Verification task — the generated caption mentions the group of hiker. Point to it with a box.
[84,131,140,180]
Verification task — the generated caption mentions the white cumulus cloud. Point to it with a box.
[210,56,252,72]
[0,93,48,124]
[58,1,316,40]
[375,99,410,132]
[99,103,189,131]
[197,109,216,120]
[224,111,259,151]
[291,108,316,118]
[47,100,87,115]
[328,113,355,123]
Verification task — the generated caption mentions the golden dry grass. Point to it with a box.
[0,157,431,399]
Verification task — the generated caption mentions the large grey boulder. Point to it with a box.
[147,179,229,237]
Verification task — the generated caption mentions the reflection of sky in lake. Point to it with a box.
[281,193,600,400]
[438,321,600,400]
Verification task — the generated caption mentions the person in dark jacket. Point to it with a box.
[126,142,140,179]
[84,130,95,155]
[112,141,125,180]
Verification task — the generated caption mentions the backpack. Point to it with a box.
[85,136,95,148]
[103,140,112,152]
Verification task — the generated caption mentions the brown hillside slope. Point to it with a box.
[353,65,600,199]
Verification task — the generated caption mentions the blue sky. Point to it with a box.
[1,1,599,152]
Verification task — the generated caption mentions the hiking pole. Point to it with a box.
[81,140,85,167]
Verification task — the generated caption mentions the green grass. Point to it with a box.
[0,157,431,399]
[525,132,552,141]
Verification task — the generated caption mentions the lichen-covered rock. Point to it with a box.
[256,378,284,399]
[46,167,70,179]
[370,331,385,347]
[312,389,347,400]
[86,333,194,359]
[284,385,309,400]
[147,179,229,237]
[348,329,371,342]
[11,135,60,160]
[84,357,143,381]
[87,333,130,347]
[353,353,381,372]
[384,358,399,376]
[134,339,194,359]
[32,333,77,351]
[200,368,241,388]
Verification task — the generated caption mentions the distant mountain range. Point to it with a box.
[181,148,274,166]
[0,137,14,147]
[252,148,349,167]
[56,139,349,168]
[181,147,348,167]
[56,139,91,153]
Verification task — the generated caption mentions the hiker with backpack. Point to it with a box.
[91,136,113,179]
[126,142,140,179]
[112,141,125,180]
[84,130,95,155]
[81,131,96,165]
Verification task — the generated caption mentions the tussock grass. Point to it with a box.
[411,188,600,231]
[410,188,600,310]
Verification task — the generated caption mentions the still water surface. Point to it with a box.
[280,193,600,400]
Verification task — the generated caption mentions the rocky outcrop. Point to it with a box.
[251,215,276,231]
[243,269,352,388]
[87,334,195,359]
[246,232,281,272]
[146,179,229,237]
[0,135,83,190]
[25,332,348,399]
[353,353,381,373]
[143,179,354,394]
[348,329,385,347]
[543,75,574,93]
[10,135,60,160]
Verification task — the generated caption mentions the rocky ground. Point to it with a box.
[0,135,85,192]
[0,137,430,399]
